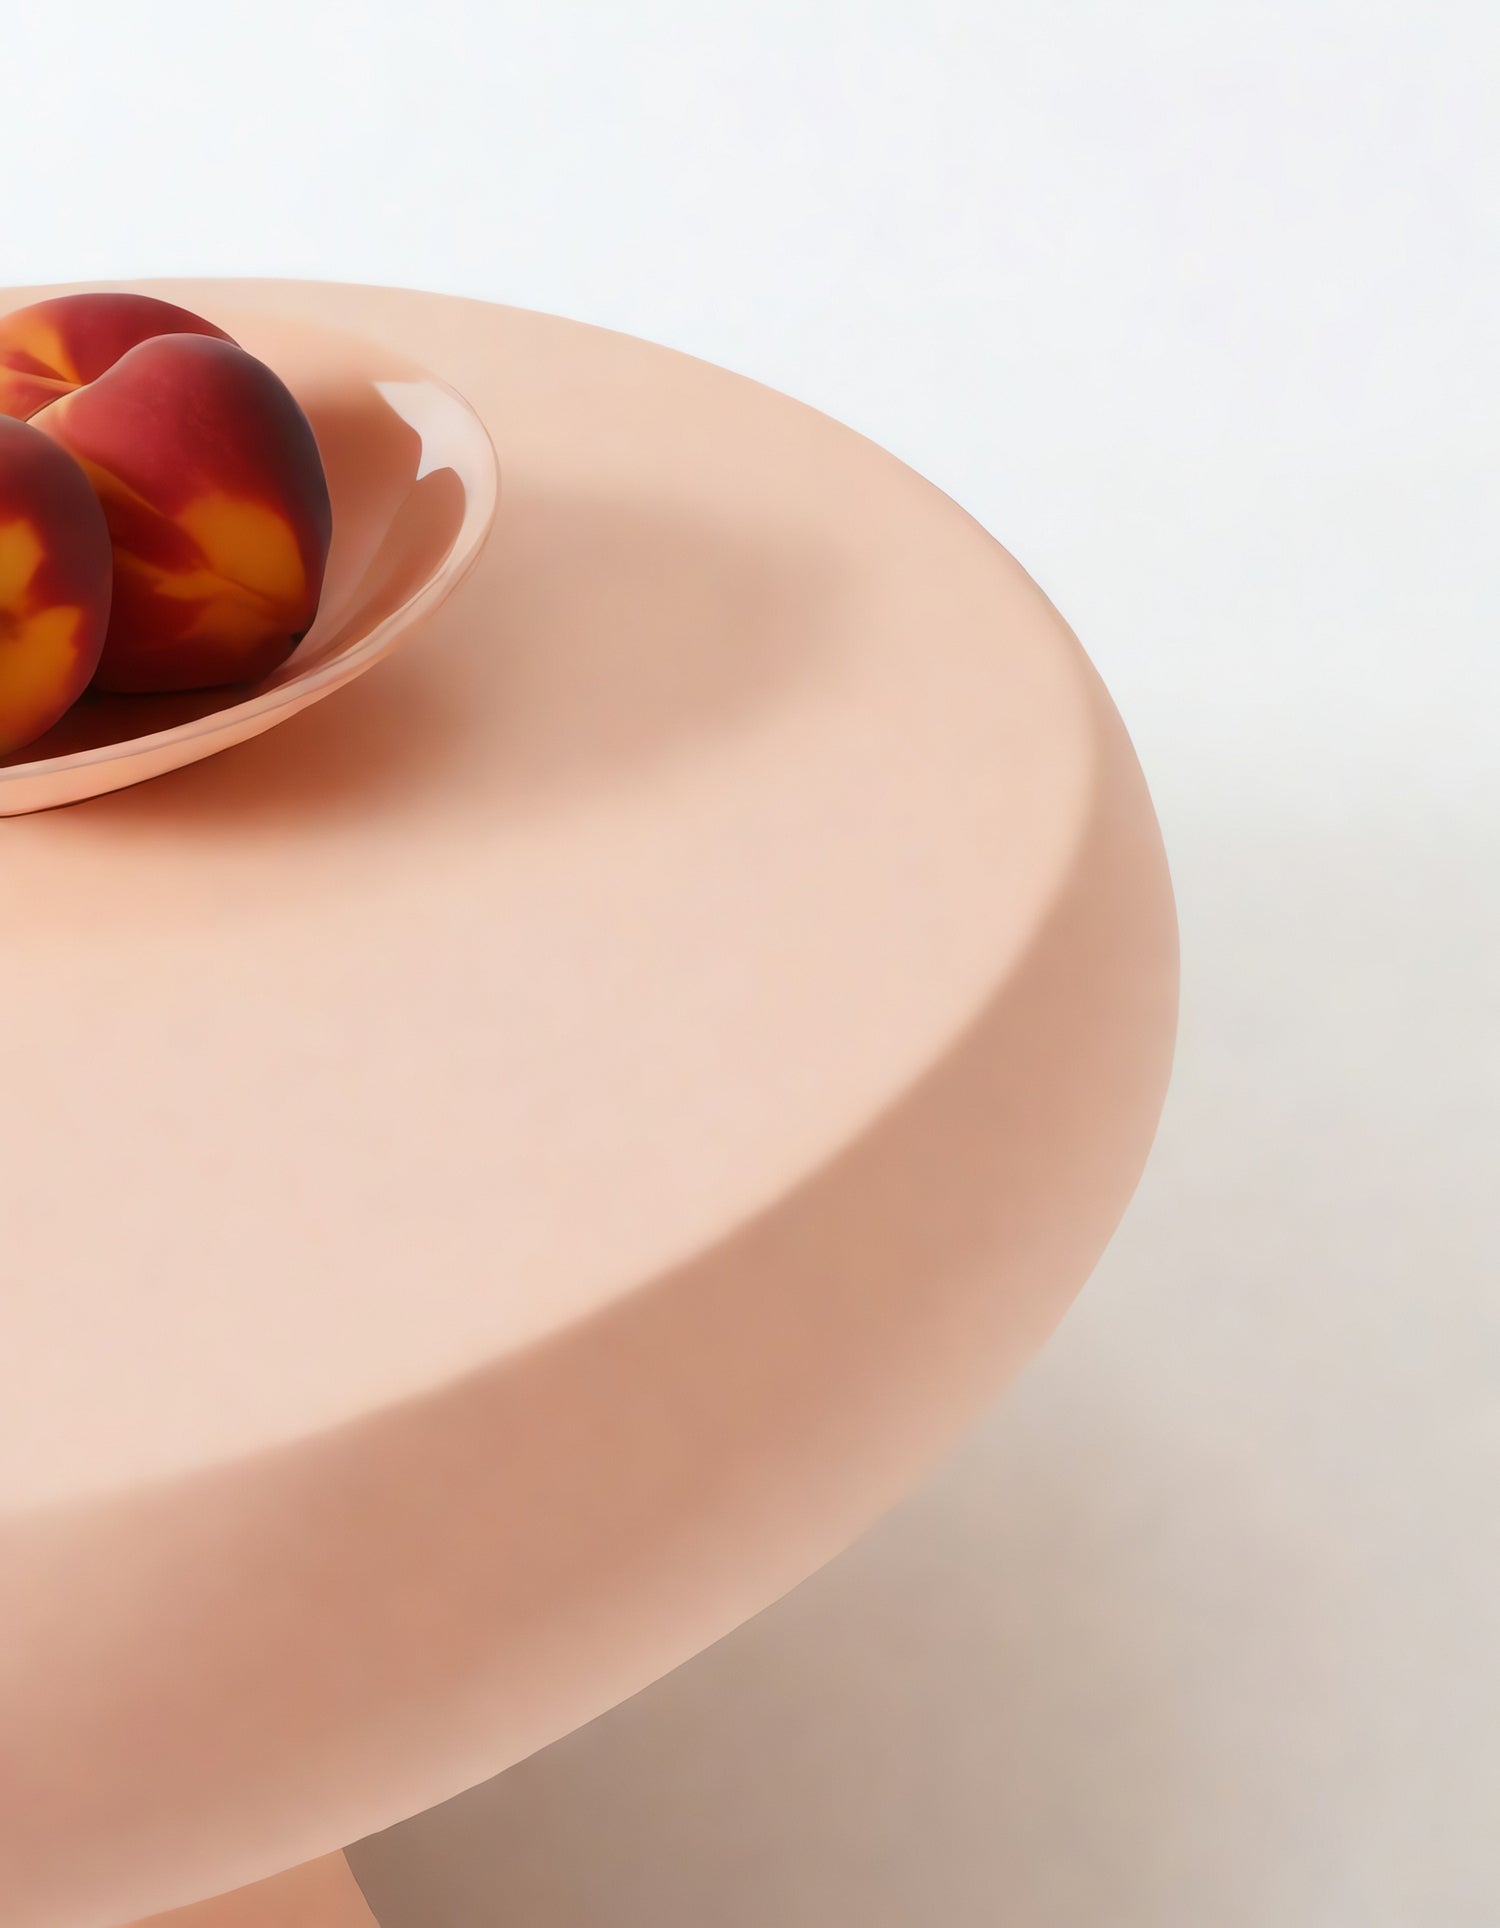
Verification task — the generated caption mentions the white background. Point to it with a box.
[9,4,1496,1923]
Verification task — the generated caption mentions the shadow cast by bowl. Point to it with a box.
[475,483,838,810]
[52,482,834,844]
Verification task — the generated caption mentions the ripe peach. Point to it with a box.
[0,292,233,423]
[0,417,112,755]
[31,334,333,693]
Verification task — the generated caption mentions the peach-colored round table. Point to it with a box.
[0,280,1177,1928]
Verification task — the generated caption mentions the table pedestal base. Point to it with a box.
[130,1856,375,1928]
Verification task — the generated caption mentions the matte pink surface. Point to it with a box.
[0,280,1177,1928]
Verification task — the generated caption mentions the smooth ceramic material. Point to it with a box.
[0,279,1177,1928]
[0,311,497,815]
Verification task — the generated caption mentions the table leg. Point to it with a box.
[127,1854,377,1928]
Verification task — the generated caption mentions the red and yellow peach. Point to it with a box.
[0,416,112,755]
[29,325,333,694]
[0,291,332,706]
[0,292,233,424]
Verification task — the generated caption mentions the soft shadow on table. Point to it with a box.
[46,481,832,844]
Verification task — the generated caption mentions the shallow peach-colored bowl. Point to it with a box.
[0,311,498,816]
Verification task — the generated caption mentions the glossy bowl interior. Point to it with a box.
[0,308,499,815]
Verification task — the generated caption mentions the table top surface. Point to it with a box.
[2,276,1096,1510]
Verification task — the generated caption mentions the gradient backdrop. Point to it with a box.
[6,5,1495,1923]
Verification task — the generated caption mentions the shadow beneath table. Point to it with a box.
[347,1382,1290,1928]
